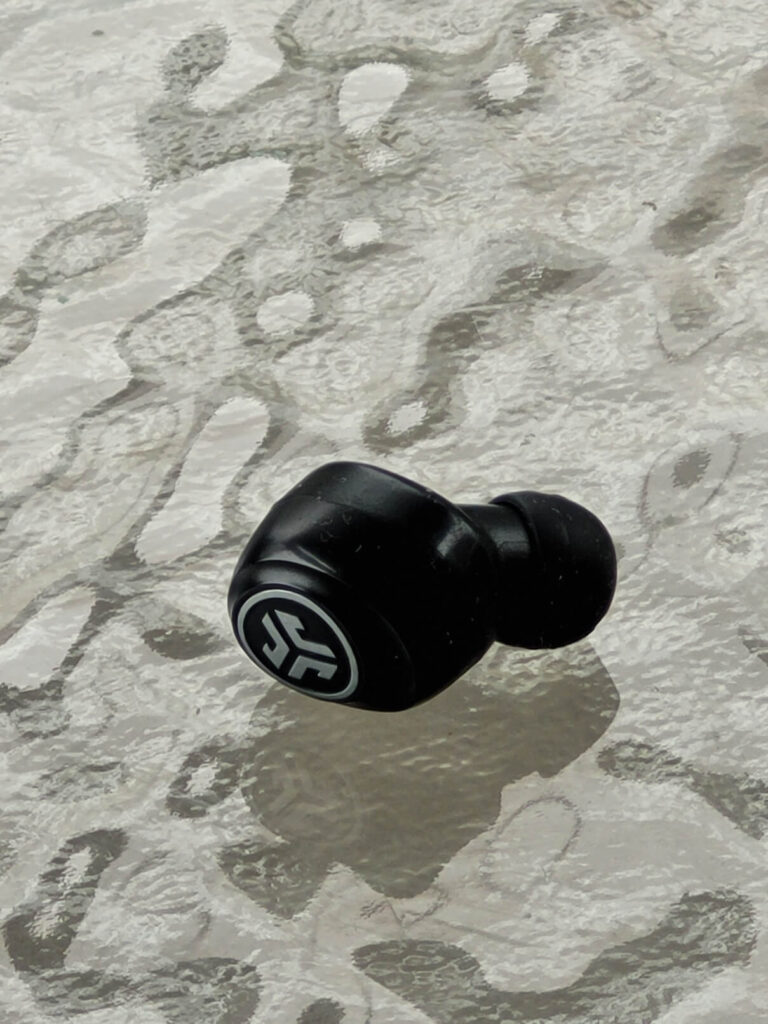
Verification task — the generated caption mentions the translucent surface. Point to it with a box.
[1,0,768,1021]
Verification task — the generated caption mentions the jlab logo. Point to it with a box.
[261,608,337,682]
[235,589,358,700]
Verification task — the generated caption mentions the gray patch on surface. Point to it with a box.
[599,739,768,840]
[161,27,229,97]
[18,200,147,293]
[166,740,243,817]
[354,890,756,1022]
[741,630,768,667]
[667,283,718,332]
[672,448,711,489]
[0,288,39,366]
[4,829,129,972]
[652,145,766,256]
[136,958,262,1024]
[23,969,131,1019]
[602,0,656,19]
[641,434,740,530]
[140,599,225,660]
[298,998,346,1023]
[218,839,327,919]
[20,958,261,1022]
[364,258,604,451]
[37,761,126,802]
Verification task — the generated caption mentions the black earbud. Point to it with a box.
[228,461,617,711]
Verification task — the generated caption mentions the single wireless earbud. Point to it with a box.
[228,461,617,711]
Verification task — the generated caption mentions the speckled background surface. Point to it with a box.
[1,0,768,1021]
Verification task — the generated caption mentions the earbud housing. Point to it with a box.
[228,461,616,711]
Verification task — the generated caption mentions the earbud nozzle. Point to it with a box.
[489,491,617,648]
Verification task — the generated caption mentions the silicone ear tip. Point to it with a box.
[491,491,617,647]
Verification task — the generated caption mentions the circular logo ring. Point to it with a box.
[236,589,359,700]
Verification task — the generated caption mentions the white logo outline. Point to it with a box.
[262,609,337,680]
[236,589,359,700]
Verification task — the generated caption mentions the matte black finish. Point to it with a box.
[228,461,617,711]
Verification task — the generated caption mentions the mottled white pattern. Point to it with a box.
[0,588,94,690]
[340,218,382,249]
[525,11,561,45]
[256,290,315,335]
[338,63,409,136]
[485,62,530,102]
[136,396,270,563]
[2,0,768,1022]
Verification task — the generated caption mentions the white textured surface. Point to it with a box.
[1,0,768,1022]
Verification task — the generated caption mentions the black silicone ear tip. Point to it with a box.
[490,491,617,648]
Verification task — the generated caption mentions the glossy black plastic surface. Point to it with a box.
[228,461,617,710]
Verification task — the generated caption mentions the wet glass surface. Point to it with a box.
[1,0,768,1020]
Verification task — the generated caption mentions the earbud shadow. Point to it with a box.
[215,646,619,917]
